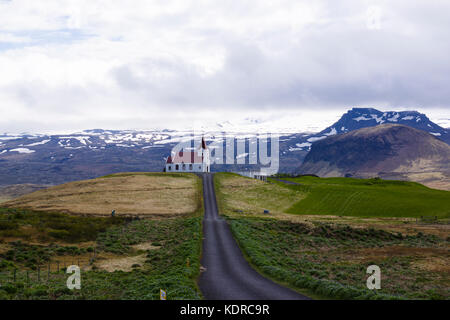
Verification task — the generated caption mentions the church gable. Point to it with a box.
[165,137,210,173]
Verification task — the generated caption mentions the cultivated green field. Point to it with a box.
[274,177,450,218]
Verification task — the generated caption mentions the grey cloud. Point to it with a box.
[2,0,450,133]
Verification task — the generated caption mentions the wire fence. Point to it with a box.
[0,252,96,287]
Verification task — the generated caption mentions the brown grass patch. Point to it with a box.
[0,196,12,203]
[216,173,305,216]
[412,256,450,273]
[131,242,161,251]
[3,172,201,216]
[95,254,147,272]
[342,246,449,262]
[337,246,450,276]
[268,214,450,239]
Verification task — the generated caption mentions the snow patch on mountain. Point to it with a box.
[353,115,372,122]
[59,136,91,145]
[387,113,399,122]
[25,139,50,147]
[10,148,35,154]
[324,127,337,136]
[371,114,385,123]
[307,136,327,143]
[296,142,312,148]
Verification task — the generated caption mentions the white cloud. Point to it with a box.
[0,0,449,133]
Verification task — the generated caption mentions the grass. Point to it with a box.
[214,173,450,300]
[216,173,450,218]
[275,176,450,218]
[2,172,202,217]
[214,172,304,215]
[227,216,449,300]
[0,172,204,300]
[0,197,11,204]
[0,207,128,243]
[0,215,203,300]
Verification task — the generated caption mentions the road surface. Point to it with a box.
[198,173,310,300]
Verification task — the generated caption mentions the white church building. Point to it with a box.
[165,137,210,173]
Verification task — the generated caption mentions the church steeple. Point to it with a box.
[201,136,207,150]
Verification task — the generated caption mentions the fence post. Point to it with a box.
[57,261,59,272]
[26,270,29,285]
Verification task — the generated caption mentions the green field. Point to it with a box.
[273,177,450,218]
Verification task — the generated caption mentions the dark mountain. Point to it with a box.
[0,130,295,185]
[0,108,447,186]
[281,108,449,157]
[298,124,450,189]
[318,108,449,143]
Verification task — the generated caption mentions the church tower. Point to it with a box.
[199,136,210,172]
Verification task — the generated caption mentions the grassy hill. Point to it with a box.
[215,173,450,300]
[0,184,48,204]
[215,173,450,218]
[2,172,202,217]
[277,176,450,218]
[0,172,203,300]
[214,172,305,216]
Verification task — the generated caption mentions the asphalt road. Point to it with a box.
[198,173,310,300]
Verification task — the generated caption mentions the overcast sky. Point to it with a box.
[1,0,450,133]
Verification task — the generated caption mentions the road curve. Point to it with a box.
[198,173,310,300]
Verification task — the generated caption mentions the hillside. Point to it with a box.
[2,172,202,217]
[317,108,450,144]
[215,173,450,299]
[0,172,203,300]
[216,173,450,218]
[0,108,447,185]
[0,184,48,203]
[280,176,450,218]
[298,124,450,189]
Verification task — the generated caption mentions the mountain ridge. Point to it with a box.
[298,124,450,190]
[1,108,449,186]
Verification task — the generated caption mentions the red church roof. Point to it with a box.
[166,151,203,164]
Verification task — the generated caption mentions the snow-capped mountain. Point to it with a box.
[282,108,450,154]
[0,108,448,186]
[320,108,448,138]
